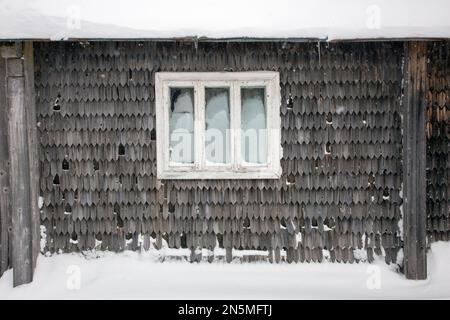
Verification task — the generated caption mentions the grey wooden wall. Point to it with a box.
[35,41,405,263]
[0,40,446,285]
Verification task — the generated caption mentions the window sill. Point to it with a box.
[157,169,282,180]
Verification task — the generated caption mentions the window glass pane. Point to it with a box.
[169,87,194,163]
[205,88,230,164]
[241,87,267,164]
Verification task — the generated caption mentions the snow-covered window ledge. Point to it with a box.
[155,72,282,179]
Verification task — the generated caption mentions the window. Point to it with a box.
[155,72,281,179]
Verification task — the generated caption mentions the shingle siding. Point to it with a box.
[427,41,450,242]
[35,41,408,263]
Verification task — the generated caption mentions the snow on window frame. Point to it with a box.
[155,71,282,179]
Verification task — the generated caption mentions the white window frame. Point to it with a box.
[155,71,282,179]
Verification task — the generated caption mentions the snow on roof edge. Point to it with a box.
[2,36,449,42]
[2,0,450,42]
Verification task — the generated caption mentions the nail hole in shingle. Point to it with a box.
[53,94,61,112]
[93,159,99,171]
[243,217,250,229]
[64,203,72,214]
[113,203,120,215]
[324,217,335,229]
[53,174,60,185]
[118,144,125,156]
[116,214,124,229]
[180,233,187,248]
[62,159,69,171]
[326,113,333,125]
[150,129,156,141]
[368,173,375,187]
[314,159,320,170]
[287,95,293,110]
[280,217,287,229]
[286,175,295,185]
[325,142,332,154]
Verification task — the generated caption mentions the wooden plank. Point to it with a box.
[0,55,11,277]
[23,42,40,271]
[402,41,428,280]
[7,60,33,286]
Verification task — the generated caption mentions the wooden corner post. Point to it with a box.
[402,41,428,280]
[0,47,11,277]
[0,41,39,286]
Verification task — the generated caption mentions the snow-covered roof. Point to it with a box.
[1,0,450,41]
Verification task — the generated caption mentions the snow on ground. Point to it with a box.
[1,0,450,40]
[0,242,449,300]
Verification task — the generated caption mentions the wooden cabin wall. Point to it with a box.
[427,41,450,242]
[34,41,405,263]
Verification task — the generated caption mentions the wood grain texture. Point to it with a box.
[8,70,33,286]
[0,41,40,285]
[23,42,40,271]
[402,41,428,280]
[0,54,11,276]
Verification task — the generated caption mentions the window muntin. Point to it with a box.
[155,72,281,179]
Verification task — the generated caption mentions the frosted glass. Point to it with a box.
[205,88,230,164]
[169,88,194,163]
[241,88,267,164]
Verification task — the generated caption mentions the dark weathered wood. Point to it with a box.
[23,42,40,270]
[402,41,428,280]
[8,74,33,285]
[0,54,11,277]
[225,247,232,263]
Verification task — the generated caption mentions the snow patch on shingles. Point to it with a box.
[38,196,44,209]
[39,225,47,252]
[1,242,449,299]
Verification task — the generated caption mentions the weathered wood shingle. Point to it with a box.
[427,41,450,243]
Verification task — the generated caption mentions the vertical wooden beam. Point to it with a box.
[0,50,11,277]
[23,42,40,271]
[0,41,39,286]
[402,41,428,280]
[8,66,33,285]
